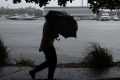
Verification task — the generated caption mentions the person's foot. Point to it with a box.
[29,70,35,79]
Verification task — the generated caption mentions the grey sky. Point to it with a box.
[1,0,88,9]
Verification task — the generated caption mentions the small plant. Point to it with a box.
[0,37,9,66]
[15,55,35,67]
[83,42,113,68]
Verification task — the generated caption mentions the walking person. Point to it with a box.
[29,10,78,80]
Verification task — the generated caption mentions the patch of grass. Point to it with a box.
[0,37,9,66]
[15,55,35,67]
[83,42,113,68]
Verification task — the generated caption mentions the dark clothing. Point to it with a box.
[32,21,58,79]
[39,21,58,52]
[33,45,57,79]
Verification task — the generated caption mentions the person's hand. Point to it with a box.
[39,48,42,52]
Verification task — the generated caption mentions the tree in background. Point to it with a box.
[0,7,43,17]
[88,0,120,14]
[11,0,73,7]
[8,0,120,14]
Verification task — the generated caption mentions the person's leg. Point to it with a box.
[48,62,57,80]
[45,46,57,80]
[29,61,48,79]
[29,48,49,79]
[29,46,57,80]
[35,62,48,72]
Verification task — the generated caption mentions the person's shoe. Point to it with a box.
[29,70,35,79]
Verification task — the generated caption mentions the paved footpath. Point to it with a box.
[0,67,120,80]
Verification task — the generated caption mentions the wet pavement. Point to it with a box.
[0,67,120,80]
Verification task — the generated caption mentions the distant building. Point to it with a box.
[43,7,95,17]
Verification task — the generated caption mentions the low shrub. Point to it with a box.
[83,42,113,68]
[0,37,9,66]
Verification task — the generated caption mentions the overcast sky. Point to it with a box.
[1,0,88,9]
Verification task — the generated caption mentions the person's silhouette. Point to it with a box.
[29,20,59,80]
[29,10,78,80]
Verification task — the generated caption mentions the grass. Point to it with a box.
[0,37,115,68]
[82,42,113,68]
[0,36,34,67]
[15,55,35,67]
